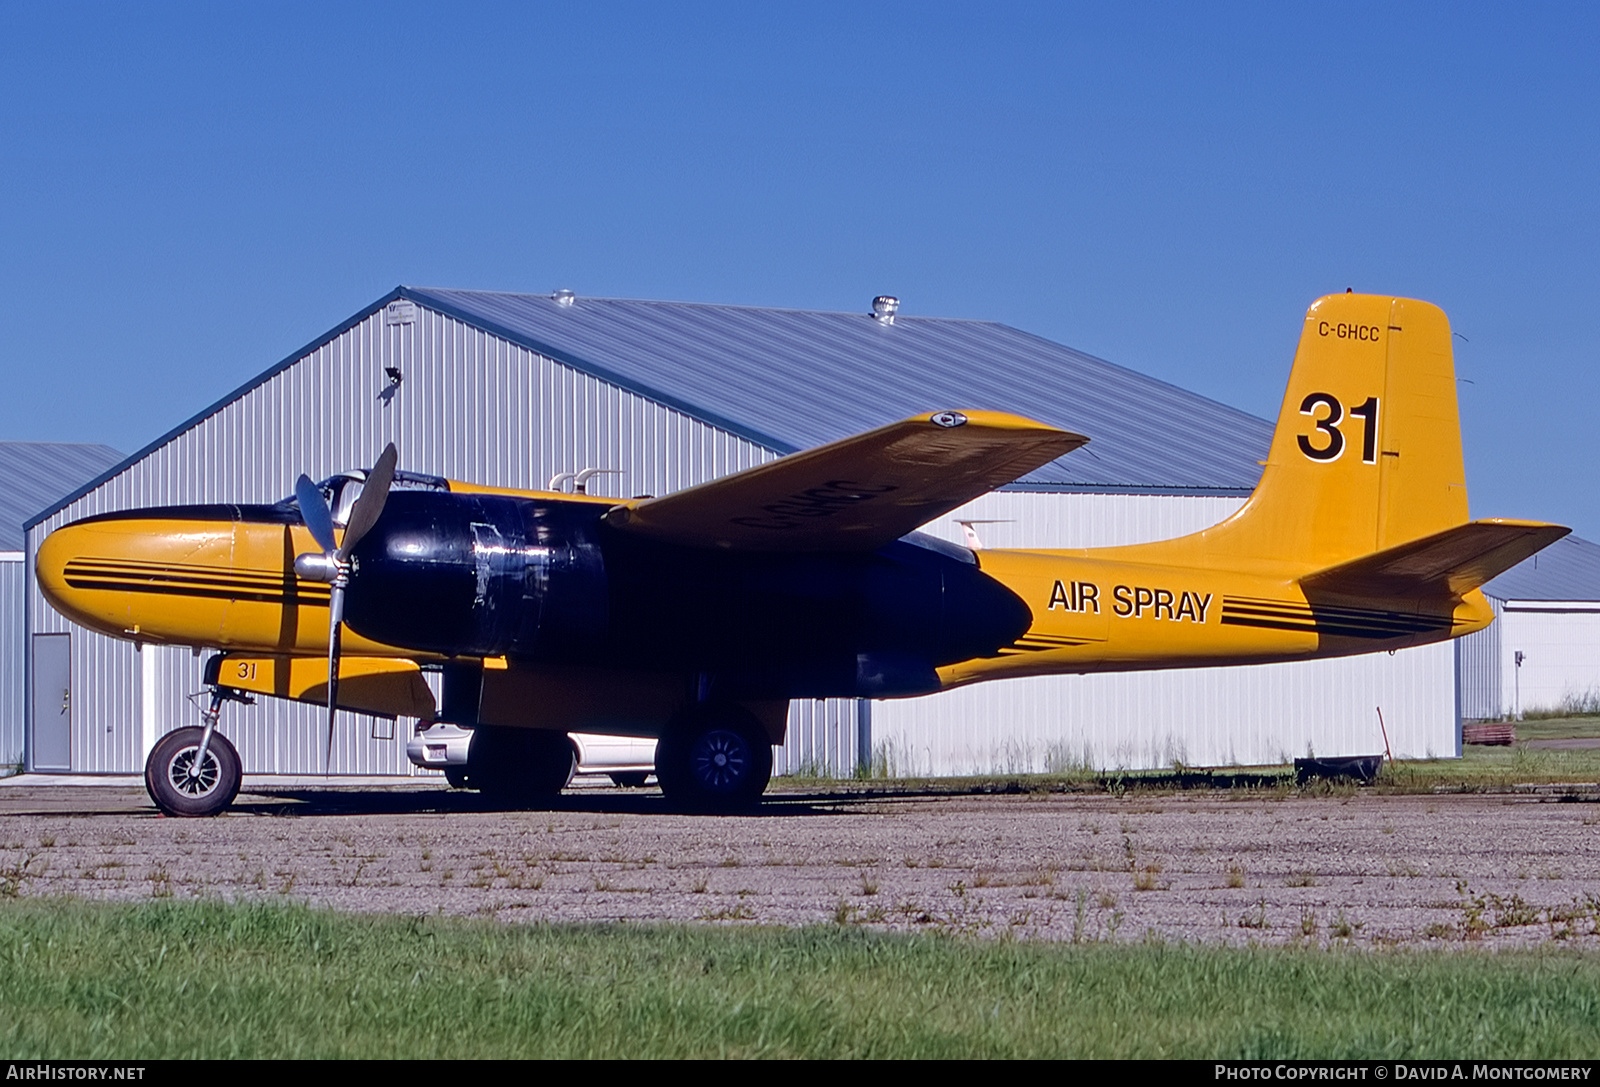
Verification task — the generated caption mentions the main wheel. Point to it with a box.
[466,727,575,806]
[656,705,772,811]
[144,727,242,818]
[444,766,471,789]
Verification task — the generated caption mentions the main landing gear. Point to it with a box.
[655,703,772,811]
[465,726,576,806]
[143,687,250,818]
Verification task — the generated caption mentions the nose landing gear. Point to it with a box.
[143,686,251,818]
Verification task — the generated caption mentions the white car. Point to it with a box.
[406,722,656,789]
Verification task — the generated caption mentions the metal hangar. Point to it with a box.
[1,441,125,769]
[19,288,1460,778]
[1458,535,1600,721]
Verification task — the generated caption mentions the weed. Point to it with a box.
[1330,910,1356,939]
[147,866,174,899]
[859,873,879,897]
[1237,898,1269,930]
[690,877,708,894]
[1225,865,1245,889]
[1299,907,1318,938]
[1285,872,1317,888]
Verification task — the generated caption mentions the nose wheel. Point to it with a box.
[145,726,242,817]
[143,682,250,817]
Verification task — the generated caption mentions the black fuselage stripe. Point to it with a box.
[62,577,330,607]
[1221,615,1447,638]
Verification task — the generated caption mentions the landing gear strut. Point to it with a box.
[143,687,250,817]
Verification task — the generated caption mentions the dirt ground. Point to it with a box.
[2,781,1598,947]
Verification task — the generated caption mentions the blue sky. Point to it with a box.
[2,2,1596,536]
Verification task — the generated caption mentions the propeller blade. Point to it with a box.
[339,443,397,561]
[295,474,338,555]
[325,581,345,773]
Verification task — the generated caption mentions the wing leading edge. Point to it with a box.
[603,411,1088,551]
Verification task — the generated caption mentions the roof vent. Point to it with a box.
[552,288,577,307]
[870,296,899,325]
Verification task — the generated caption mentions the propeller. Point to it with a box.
[292,443,398,771]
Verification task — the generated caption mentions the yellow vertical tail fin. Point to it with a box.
[1204,294,1469,568]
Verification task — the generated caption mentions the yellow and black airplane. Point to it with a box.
[35,293,1567,816]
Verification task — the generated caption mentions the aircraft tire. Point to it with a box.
[444,766,470,790]
[144,727,242,818]
[467,726,574,806]
[656,705,771,811]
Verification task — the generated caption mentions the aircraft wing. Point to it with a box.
[1299,519,1570,598]
[603,410,1088,551]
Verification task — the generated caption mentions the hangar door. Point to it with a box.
[31,633,71,771]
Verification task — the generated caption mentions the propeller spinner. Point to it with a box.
[291,443,398,771]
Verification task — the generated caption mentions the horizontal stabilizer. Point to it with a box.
[604,411,1087,551]
[1298,519,1570,598]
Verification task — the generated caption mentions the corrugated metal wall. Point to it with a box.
[0,558,22,768]
[27,303,869,775]
[1488,603,1600,718]
[872,647,1455,774]
[917,490,1248,551]
[1457,596,1504,720]
[872,489,1458,772]
[778,699,861,777]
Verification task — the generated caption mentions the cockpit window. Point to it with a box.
[277,468,449,525]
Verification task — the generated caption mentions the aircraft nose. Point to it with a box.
[35,516,144,636]
[34,511,242,645]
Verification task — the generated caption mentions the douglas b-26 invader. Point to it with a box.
[35,293,1566,815]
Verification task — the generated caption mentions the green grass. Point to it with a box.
[2,899,1600,1058]
[1500,713,1600,741]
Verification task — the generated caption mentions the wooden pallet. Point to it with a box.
[1463,721,1516,746]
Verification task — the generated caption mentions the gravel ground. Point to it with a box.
[2,782,1598,948]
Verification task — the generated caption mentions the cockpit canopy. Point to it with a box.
[277,469,448,527]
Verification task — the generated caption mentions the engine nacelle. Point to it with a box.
[343,492,608,658]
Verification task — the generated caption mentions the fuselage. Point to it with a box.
[35,479,1495,704]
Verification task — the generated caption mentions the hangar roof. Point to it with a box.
[0,442,123,551]
[1483,535,1600,603]
[406,288,1272,494]
[28,287,1276,530]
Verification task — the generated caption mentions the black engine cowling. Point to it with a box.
[343,492,608,658]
